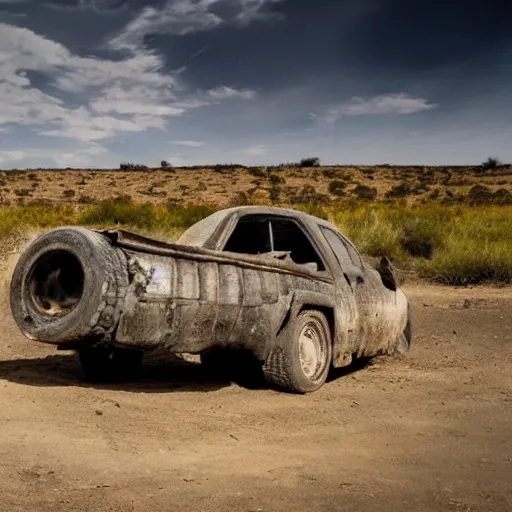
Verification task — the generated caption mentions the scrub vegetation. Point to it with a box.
[0,161,511,285]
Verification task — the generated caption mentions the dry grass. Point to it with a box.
[328,203,512,285]
[1,165,511,285]
[0,165,510,208]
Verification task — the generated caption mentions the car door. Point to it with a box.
[316,226,363,363]
[319,226,401,358]
[213,213,335,352]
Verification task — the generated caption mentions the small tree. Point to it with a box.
[481,157,501,171]
[161,160,171,169]
[299,157,321,168]
[120,162,149,171]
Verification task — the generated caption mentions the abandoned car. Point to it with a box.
[9,206,411,393]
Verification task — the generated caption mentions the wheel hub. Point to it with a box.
[299,322,324,380]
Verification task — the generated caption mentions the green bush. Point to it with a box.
[418,237,512,285]
[467,185,512,206]
[2,199,512,286]
[492,188,512,205]
[467,185,493,205]
[385,183,412,199]
[334,208,403,260]
[329,202,512,284]
[481,157,501,171]
[328,180,347,196]
[166,201,215,228]
[353,185,378,201]
[78,200,158,229]
[299,157,321,168]
[289,185,331,205]
[269,174,285,186]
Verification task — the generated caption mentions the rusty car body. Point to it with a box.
[9,206,411,393]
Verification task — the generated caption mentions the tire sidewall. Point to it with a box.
[10,228,107,342]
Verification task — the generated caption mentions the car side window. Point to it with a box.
[270,218,325,271]
[222,214,325,271]
[321,227,361,269]
[339,235,363,267]
[223,216,271,254]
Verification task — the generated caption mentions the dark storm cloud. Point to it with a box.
[346,0,512,71]
[153,0,512,99]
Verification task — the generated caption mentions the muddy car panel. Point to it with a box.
[114,249,337,362]
[10,205,409,371]
[107,206,408,367]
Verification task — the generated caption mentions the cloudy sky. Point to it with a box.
[0,0,511,169]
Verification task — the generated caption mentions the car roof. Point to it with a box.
[213,205,336,229]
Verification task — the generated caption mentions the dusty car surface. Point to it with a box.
[9,206,411,393]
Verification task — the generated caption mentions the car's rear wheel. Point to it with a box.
[263,309,332,394]
[77,345,144,382]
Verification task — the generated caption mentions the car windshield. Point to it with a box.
[176,210,231,247]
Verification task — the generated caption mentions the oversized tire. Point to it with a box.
[10,227,128,345]
[263,309,332,394]
[78,345,143,382]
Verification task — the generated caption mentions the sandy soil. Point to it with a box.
[0,274,511,512]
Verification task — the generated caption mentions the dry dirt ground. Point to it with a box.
[0,273,511,511]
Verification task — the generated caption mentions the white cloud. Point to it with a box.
[171,85,256,110]
[238,144,267,156]
[54,52,174,92]
[0,150,26,163]
[315,93,438,123]
[0,21,256,144]
[110,0,285,51]
[110,1,222,51]
[342,94,438,116]
[207,86,256,100]
[164,155,188,166]
[173,140,204,147]
[234,0,285,25]
[0,145,108,169]
[89,84,183,117]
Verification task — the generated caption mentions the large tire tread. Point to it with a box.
[262,345,296,392]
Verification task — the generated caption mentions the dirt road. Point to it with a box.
[0,274,511,512]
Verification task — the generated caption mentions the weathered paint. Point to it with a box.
[11,206,410,369]
[106,205,409,366]
[114,250,335,361]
